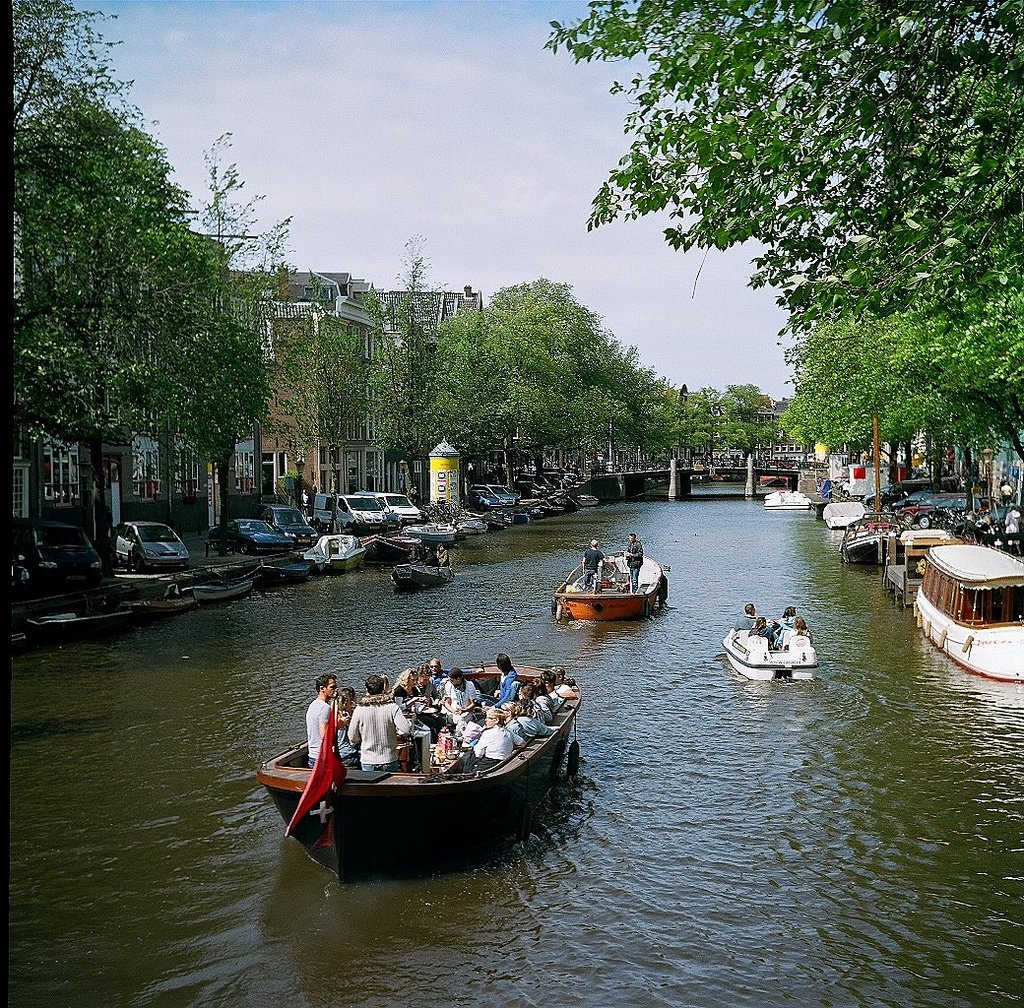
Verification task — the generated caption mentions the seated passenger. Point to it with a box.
[551,665,579,699]
[503,701,554,747]
[733,603,757,631]
[540,671,567,717]
[464,707,516,772]
[782,616,811,649]
[748,617,773,650]
[768,606,797,648]
[391,668,416,709]
[519,681,555,725]
[440,667,480,727]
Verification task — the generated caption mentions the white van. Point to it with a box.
[355,491,424,525]
[311,492,359,533]
[340,494,403,533]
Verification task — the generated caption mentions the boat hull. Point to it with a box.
[722,629,818,681]
[764,491,813,510]
[258,666,579,881]
[192,579,254,604]
[392,563,453,590]
[120,596,197,620]
[24,609,133,643]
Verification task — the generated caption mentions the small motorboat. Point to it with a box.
[119,593,198,620]
[454,517,489,536]
[403,523,458,546]
[822,501,866,529]
[554,553,668,621]
[391,562,454,590]
[191,577,255,604]
[254,560,313,587]
[571,495,599,507]
[722,627,818,681]
[764,490,814,510]
[302,534,367,573]
[24,607,133,643]
[360,533,419,566]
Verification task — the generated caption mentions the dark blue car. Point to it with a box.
[206,519,295,555]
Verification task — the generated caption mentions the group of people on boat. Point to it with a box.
[304,654,579,775]
[732,602,812,651]
[580,531,645,593]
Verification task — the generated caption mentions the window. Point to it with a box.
[132,435,161,500]
[43,442,80,506]
[12,462,29,517]
[235,444,255,494]
[174,438,201,499]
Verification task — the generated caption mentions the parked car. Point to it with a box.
[255,505,319,548]
[898,495,969,528]
[340,494,402,534]
[113,521,190,572]
[353,491,424,525]
[206,518,295,555]
[12,517,103,595]
[485,484,521,505]
[466,485,505,510]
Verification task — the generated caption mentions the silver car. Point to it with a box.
[114,521,190,572]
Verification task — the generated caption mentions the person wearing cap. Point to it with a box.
[582,539,604,591]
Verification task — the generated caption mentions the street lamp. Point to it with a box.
[980,447,994,508]
[295,453,305,511]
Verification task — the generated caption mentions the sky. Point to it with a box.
[80,0,793,398]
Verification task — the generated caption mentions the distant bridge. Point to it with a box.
[575,467,814,502]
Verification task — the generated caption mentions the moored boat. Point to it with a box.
[764,490,814,510]
[359,533,418,566]
[554,552,667,621]
[256,664,581,882]
[915,544,1024,682]
[254,560,313,587]
[404,523,458,546]
[840,512,906,564]
[24,607,133,643]
[570,494,599,507]
[822,501,866,530]
[722,627,818,680]
[119,594,198,620]
[191,577,255,604]
[391,562,454,590]
[303,534,367,573]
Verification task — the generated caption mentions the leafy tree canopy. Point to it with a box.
[548,2,1024,329]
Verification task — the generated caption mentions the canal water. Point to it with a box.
[10,495,1023,1008]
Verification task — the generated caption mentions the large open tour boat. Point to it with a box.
[257,664,581,882]
[915,544,1024,682]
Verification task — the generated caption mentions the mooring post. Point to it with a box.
[745,454,756,499]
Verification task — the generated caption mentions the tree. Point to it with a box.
[548,2,1024,329]
[718,385,777,459]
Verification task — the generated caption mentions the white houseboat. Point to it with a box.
[915,544,1024,683]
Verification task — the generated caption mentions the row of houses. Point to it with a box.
[11,271,484,540]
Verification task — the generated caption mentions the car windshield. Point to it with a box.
[272,509,306,526]
[382,495,413,508]
[238,520,273,533]
[36,526,88,548]
[347,498,382,512]
[138,525,180,543]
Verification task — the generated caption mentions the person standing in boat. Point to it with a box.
[347,674,411,773]
[306,673,338,768]
[624,532,645,593]
[583,539,604,590]
[334,686,361,768]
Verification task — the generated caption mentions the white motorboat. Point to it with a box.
[764,490,814,510]
[302,534,367,573]
[454,517,489,536]
[822,501,866,529]
[722,627,818,680]
[404,523,458,545]
[915,544,1024,682]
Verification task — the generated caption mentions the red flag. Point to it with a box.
[285,705,347,850]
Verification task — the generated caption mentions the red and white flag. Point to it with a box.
[285,705,347,851]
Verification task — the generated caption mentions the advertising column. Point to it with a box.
[429,440,460,505]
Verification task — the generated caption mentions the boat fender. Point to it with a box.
[936,629,947,648]
[643,598,652,619]
[517,803,532,842]
[566,739,580,779]
[551,597,558,617]
[962,635,974,654]
[658,576,669,605]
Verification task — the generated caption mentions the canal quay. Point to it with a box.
[10,490,1022,1008]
